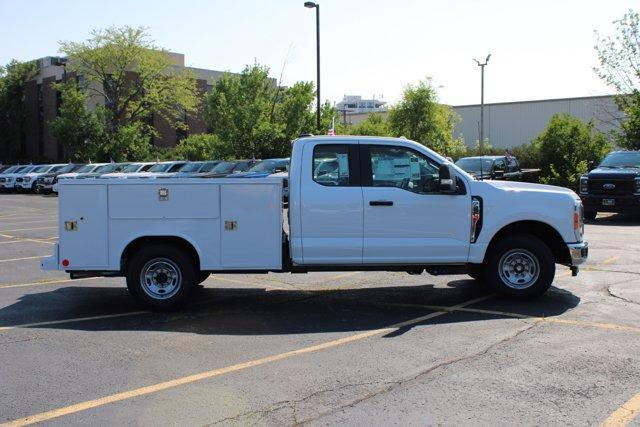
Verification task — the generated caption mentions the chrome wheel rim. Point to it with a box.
[139,258,182,300]
[498,249,540,290]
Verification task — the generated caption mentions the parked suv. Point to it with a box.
[0,165,34,192]
[579,151,640,220]
[36,164,82,194]
[16,164,66,193]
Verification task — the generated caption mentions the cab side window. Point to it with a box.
[493,159,506,173]
[506,157,518,173]
[368,145,440,194]
[313,145,350,186]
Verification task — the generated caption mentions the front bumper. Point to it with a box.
[581,194,640,213]
[567,241,588,266]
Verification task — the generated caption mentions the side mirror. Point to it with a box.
[587,160,596,171]
[439,163,457,193]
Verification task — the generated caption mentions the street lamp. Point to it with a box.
[304,1,321,131]
[473,53,491,155]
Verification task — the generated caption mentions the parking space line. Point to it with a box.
[0,309,149,332]
[375,303,640,334]
[0,277,98,290]
[0,226,57,233]
[601,256,620,265]
[0,219,57,226]
[602,392,640,427]
[0,255,49,264]
[0,295,491,426]
[0,237,55,246]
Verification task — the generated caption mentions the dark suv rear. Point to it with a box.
[579,151,640,220]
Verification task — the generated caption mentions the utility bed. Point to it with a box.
[42,178,283,273]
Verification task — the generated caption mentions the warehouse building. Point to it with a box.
[21,53,226,162]
[452,95,624,148]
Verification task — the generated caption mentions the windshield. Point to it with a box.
[56,164,77,173]
[3,166,20,174]
[148,163,171,172]
[178,162,204,173]
[76,164,98,173]
[599,152,640,168]
[455,158,494,174]
[95,163,124,173]
[18,166,36,173]
[32,165,51,173]
[211,161,236,174]
[122,163,145,172]
[167,163,187,172]
[248,160,287,173]
[199,161,218,172]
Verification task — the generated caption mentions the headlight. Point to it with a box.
[574,201,584,241]
[579,177,588,194]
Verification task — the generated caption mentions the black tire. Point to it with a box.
[584,211,597,221]
[126,244,196,311]
[483,233,555,299]
[467,265,483,281]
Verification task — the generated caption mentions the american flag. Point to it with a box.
[327,117,335,136]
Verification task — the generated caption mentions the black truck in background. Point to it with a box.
[455,155,540,181]
[579,151,640,220]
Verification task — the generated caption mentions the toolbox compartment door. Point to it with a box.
[220,183,282,269]
[58,184,109,269]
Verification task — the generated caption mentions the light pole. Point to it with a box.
[304,1,321,132]
[473,53,491,155]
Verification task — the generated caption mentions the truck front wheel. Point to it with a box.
[126,244,196,310]
[483,234,555,299]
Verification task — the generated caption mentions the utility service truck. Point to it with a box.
[42,136,588,310]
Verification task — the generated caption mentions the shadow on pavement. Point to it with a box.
[0,278,580,336]
[588,213,640,226]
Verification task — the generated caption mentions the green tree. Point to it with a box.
[595,9,640,149]
[50,83,102,161]
[59,26,200,142]
[388,78,465,157]
[347,113,391,136]
[0,60,37,162]
[533,114,611,189]
[205,63,319,159]
[170,133,230,160]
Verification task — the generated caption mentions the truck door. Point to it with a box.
[299,142,363,264]
[361,144,471,264]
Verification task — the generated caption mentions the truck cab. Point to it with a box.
[43,136,588,310]
[579,151,640,220]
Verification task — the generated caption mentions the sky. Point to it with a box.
[0,0,636,106]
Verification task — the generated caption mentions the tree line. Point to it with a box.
[0,10,638,190]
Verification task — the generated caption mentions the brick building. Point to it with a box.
[22,53,226,162]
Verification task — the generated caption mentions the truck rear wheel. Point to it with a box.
[126,244,196,311]
[483,233,555,299]
[584,211,597,221]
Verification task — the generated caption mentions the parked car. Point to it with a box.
[36,164,83,195]
[157,161,222,178]
[455,156,540,181]
[44,135,588,310]
[579,150,640,220]
[0,165,35,192]
[120,161,188,179]
[53,163,108,192]
[74,163,130,179]
[99,162,156,179]
[199,160,259,178]
[232,158,289,178]
[16,164,67,193]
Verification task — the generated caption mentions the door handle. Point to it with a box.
[369,200,393,206]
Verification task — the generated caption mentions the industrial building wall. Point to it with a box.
[452,95,624,148]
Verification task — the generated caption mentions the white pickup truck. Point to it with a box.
[42,136,588,310]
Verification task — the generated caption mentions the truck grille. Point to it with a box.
[588,179,634,195]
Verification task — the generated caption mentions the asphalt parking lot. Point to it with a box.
[0,194,639,426]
